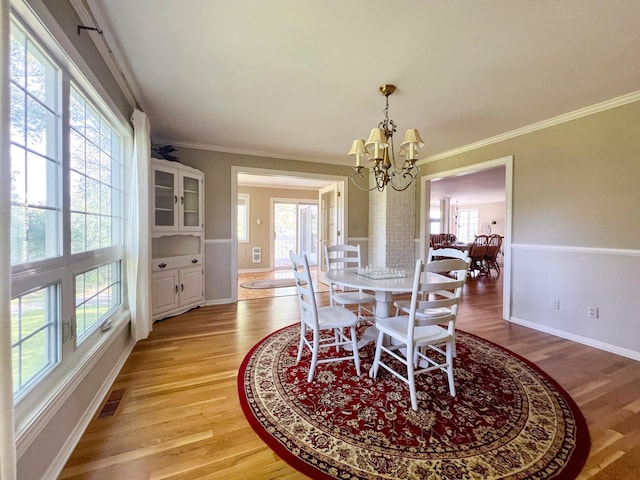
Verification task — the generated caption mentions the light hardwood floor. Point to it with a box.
[60,275,640,479]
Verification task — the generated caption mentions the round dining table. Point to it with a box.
[323,266,458,351]
[323,267,415,319]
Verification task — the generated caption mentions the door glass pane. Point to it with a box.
[274,203,297,268]
[299,204,318,264]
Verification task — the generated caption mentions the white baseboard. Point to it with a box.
[509,316,640,361]
[204,298,234,305]
[43,332,136,480]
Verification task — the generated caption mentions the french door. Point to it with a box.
[273,201,318,268]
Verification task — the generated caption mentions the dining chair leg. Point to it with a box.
[349,325,361,376]
[307,332,320,382]
[446,342,456,397]
[370,330,385,378]
[296,324,306,363]
[407,349,418,411]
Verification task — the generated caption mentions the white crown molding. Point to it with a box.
[155,139,350,167]
[421,91,640,164]
[166,89,640,167]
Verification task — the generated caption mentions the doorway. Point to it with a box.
[273,201,319,267]
[420,155,513,320]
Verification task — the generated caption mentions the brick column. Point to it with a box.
[368,181,416,270]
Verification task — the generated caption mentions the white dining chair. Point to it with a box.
[290,250,361,382]
[371,258,468,410]
[324,244,375,321]
[394,252,470,359]
[394,248,470,317]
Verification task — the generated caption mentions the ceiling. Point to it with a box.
[82,0,640,167]
[429,166,506,205]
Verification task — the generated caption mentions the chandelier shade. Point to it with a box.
[348,139,369,167]
[350,84,423,192]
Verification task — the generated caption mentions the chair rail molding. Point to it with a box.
[511,243,640,256]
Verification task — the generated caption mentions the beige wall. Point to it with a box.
[237,186,318,270]
[420,101,639,249]
[419,100,640,357]
[171,149,369,240]
[173,148,369,302]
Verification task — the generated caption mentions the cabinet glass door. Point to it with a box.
[155,169,176,227]
[181,174,200,228]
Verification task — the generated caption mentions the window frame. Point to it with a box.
[9,4,131,423]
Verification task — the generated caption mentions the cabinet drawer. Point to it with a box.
[152,254,202,271]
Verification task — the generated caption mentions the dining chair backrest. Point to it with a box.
[406,258,468,341]
[324,244,363,295]
[324,244,363,271]
[290,251,318,330]
[427,247,469,262]
[484,234,501,259]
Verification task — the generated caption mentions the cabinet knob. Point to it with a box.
[174,195,178,204]
[175,285,178,293]
[158,263,167,268]
[191,258,198,264]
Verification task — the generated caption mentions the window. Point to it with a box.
[10,19,62,265]
[11,285,60,396]
[429,205,441,234]
[9,16,126,401]
[75,262,121,341]
[69,86,122,253]
[456,209,479,243]
[237,193,249,242]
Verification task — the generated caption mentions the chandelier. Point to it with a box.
[349,84,424,192]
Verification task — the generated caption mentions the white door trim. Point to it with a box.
[419,155,513,320]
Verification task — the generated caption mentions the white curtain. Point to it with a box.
[0,0,17,477]
[127,109,152,341]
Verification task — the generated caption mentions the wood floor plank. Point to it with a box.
[60,274,640,479]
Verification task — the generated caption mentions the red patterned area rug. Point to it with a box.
[238,325,590,479]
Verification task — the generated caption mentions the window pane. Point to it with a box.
[10,21,61,266]
[10,84,26,143]
[26,152,58,207]
[11,285,59,396]
[75,262,121,341]
[69,85,122,254]
[10,144,26,204]
[9,24,26,86]
[238,195,249,242]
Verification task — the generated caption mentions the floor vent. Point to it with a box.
[98,388,126,418]
[252,247,261,263]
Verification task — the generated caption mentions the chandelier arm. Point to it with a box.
[388,165,420,192]
[349,170,378,191]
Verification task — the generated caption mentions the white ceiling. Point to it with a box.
[429,166,506,205]
[83,0,640,167]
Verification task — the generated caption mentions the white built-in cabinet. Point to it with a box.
[151,158,205,320]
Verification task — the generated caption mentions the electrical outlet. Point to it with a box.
[587,306,599,320]
[551,298,560,311]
